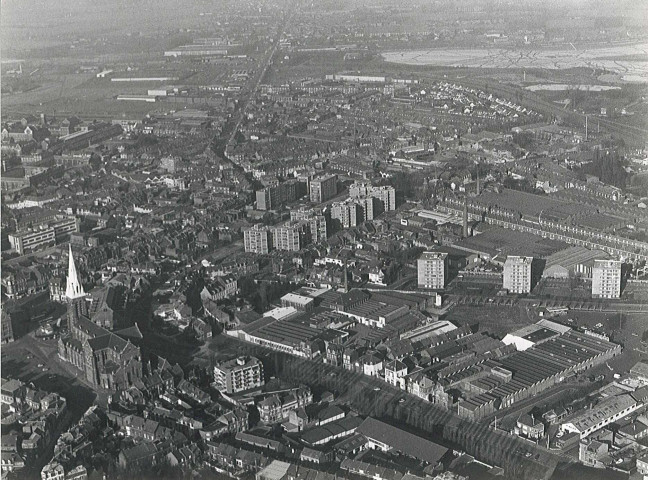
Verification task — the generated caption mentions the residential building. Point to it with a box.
[331,196,375,228]
[310,175,337,203]
[637,453,648,476]
[384,360,407,389]
[257,387,313,423]
[271,221,311,252]
[349,182,396,212]
[503,255,533,294]
[290,207,327,243]
[256,181,300,211]
[1,378,25,405]
[579,438,610,468]
[1,312,14,344]
[41,462,65,480]
[592,259,622,299]
[331,201,362,228]
[214,356,264,394]
[515,414,545,440]
[417,251,448,289]
[244,225,273,254]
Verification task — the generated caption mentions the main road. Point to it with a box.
[225,10,293,155]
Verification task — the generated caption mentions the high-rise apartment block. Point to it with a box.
[310,174,338,203]
[272,221,312,252]
[349,181,396,213]
[256,180,301,211]
[331,197,376,228]
[503,256,533,294]
[1,311,14,344]
[290,207,327,243]
[332,201,362,229]
[214,356,264,394]
[417,251,448,289]
[243,224,273,254]
[592,259,622,299]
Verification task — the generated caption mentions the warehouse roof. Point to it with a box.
[356,417,448,465]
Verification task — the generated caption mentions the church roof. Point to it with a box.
[76,315,108,339]
[87,332,131,353]
[114,324,143,341]
[66,244,85,299]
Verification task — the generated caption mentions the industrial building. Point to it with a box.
[164,46,228,57]
[542,246,611,279]
[457,326,621,420]
[560,393,644,439]
[355,417,449,466]
[234,313,324,359]
[281,293,315,312]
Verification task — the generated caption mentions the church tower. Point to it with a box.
[66,244,87,330]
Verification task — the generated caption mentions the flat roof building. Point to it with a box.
[244,225,273,254]
[271,221,311,252]
[214,356,264,394]
[349,182,396,212]
[256,181,300,211]
[331,200,365,229]
[310,175,337,203]
[290,207,327,243]
[592,259,622,299]
[417,251,448,290]
[281,293,315,312]
[503,255,533,294]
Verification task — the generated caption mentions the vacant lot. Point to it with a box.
[445,304,536,337]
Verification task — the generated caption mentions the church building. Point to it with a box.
[58,245,143,392]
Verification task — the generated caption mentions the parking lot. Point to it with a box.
[2,333,97,419]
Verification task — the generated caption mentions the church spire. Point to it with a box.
[66,244,85,299]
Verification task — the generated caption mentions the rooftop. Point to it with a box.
[356,417,449,465]
[564,394,636,433]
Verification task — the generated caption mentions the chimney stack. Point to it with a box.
[463,198,469,238]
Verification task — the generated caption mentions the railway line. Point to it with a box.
[450,77,647,146]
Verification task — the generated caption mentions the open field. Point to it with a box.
[382,43,648,83]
